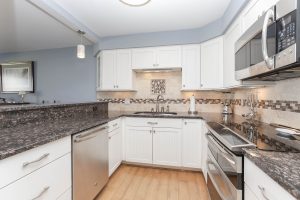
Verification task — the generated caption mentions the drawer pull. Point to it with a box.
[258,185,270,200]
[23,153,50,167]
[31,186,50,200]
[147,122,158,125]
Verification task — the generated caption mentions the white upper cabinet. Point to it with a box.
[99,50,115,90]
[116,50,133,90]
[223,19,242,88]
[200,36,224,89]
[181,45,201,90]
[156,46,181,68]
[132,46,181,70]
[98,49,134,91]
[241,0,279,31]
[131,48,156,69]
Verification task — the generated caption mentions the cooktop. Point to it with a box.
[207,120,300,153]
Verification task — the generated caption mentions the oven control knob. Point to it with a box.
[283,52,287,56]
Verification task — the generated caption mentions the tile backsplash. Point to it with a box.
[231,77,300,129]
[97,71,300,129]
[97,71,224,113]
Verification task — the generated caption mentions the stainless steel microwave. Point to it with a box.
[235,0,300,81]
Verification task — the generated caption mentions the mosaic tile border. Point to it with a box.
[99,98,300,113]
[98,98,221,104]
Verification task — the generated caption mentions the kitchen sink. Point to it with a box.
[133,111,177,116]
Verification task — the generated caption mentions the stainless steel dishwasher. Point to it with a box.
[72,124,109,200]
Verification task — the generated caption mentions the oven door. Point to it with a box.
[206,134,243,200]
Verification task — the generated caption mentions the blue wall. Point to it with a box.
[0,46,97,103]
[94,0,248,53]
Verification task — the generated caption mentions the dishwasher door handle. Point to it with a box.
[74,134,98,143]
[74,126,108,143]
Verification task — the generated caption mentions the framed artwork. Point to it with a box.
[1,61,34,93]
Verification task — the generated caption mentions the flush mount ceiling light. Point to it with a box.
[119,0,151,7]
[77,30,85,59]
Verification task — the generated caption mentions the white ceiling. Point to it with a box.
[0,0,231,54]
[52,0,231,37]
[0,0,90,54]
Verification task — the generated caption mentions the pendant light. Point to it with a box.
[119,0,151,7]
[77,30,85,59]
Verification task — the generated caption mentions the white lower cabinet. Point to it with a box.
[124,118,204,168]
[182,119,202,168]
[153,128,181,166]
[244,157,296,200]
[125,126,153,164]
[201,120,208,182]
[109,127,122,176]
[0,153,71,200]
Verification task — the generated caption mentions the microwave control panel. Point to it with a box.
[277,10,296,53]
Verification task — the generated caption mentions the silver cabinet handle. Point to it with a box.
[262,9,275,69]
[23,153,50,168]
[258,185,270,200]
[31,186,50,200]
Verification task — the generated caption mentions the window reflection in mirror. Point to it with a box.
[0,61,34,93]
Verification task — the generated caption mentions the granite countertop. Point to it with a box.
[243,149,300,199]
[0,110,205,160]
[1,109,299,198]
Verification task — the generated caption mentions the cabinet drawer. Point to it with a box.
[0,153,71,200]
[0,136,71,189]
[108,118,121,133]
[125,117,182,129]
[244,157,295,200]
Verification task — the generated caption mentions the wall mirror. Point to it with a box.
[0,61,34,93]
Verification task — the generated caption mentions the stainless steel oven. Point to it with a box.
[235,0,300,81]
[206,133,243,200]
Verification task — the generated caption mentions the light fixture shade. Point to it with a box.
[77,44,85,59]
[119,0,151,7]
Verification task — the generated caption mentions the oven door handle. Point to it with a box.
[262,8,275,69]
[220,150,236,165]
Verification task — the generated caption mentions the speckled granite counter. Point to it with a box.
[243,149,300,199]
[1,106,300,199]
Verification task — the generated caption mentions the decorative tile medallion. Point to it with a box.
[151,79,166,94]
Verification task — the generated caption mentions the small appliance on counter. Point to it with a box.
[188,94,198,114]
[222,101,233,115]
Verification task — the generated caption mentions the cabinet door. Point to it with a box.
[223,19,242,88]
[201,121,208,182]
[182,120,202,168]
[100,50,116,90]
[200,37,223,89]
[132,48,156,69]
[116,49,133,90]
[244,183,259,200]
[181,45,201,90]
[156,46,181,69]
[109,128,122,176]
[153,128,181,167]
[125,127,152,164]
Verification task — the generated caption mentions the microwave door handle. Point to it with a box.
[262,9,275,69]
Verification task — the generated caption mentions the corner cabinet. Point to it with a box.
[97,49,135,91]
[181,45,201,90]
[200,37,224,89]
[131,46,181,70]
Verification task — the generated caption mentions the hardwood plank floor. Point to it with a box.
[96,164,209,200]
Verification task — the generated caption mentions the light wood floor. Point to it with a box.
[96,164,209,200]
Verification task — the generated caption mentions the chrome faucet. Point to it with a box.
[156,95,164,112]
